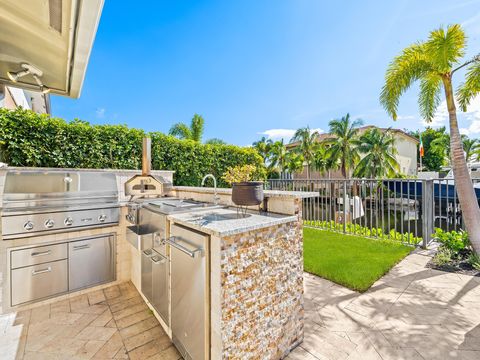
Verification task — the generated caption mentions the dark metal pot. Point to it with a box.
[231,182,264,206]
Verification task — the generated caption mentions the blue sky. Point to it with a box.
[52,0,480,145]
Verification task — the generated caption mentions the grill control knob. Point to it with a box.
[24,221,34,231]
[44,219,55,229]
[64,217,73,226]
[98,214,107,223]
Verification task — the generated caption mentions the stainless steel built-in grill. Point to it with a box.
[1,170,120,239]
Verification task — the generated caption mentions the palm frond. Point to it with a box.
[190,114,204,142]
[419,74,442,122]
[380,43,432,120]
[169,123,192,139]
[456,62,480,112]
[425,24,466,73]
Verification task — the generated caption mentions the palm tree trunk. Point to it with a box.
[443,75,480,254]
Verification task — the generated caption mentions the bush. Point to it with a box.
[433,228,469,253]
[304,220,422,245]
[433,247,453,266]
[468,253,480,270]
[0,108,265,187]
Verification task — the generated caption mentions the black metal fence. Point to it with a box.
[268,178,480,247]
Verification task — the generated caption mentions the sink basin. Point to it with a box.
[151,199,199,208]
[190,212,251,223]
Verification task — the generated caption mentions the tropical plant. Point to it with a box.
[430,130,451,167]
[468,252,480,270]
[169,113,205,142]
[0,108,265,187]
[252,136,273,165]
[222,164,258,185]
[433,247,454,266]
[304,220,422,245]
[409,127,449,171]
[286,152,304,174]
[433,228,469,253]
[353,128,399,178]
[205,138,226,145]
[290,126,320,178]
[324,114,362,178]
[380,24,480,253]
[463,137,478,162]
[269,139,288,174]
[313,144,333,177]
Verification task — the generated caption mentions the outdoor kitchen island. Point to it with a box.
[129,188,315,360]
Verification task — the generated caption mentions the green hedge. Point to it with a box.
[0,108,264,187]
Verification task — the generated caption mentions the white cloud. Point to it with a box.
[96,108,106,118]
[397,115,415,120]
[455,96,480,136]
[259,128,324,141]
[420,101,449,127]
[422,96,480,135]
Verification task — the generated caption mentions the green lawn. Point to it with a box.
[303,228,412,292]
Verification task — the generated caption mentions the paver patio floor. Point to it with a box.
[0,282,181,360]
[289,247,480,360]
[2,248,480,359]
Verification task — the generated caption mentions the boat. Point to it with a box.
[384,163,480,201]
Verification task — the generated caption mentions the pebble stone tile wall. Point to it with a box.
[219,214,304,358]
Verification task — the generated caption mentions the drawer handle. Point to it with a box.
[31,250,52,257]
[73,244,91,251]
[166,236,203,258]
[32,267,51,275]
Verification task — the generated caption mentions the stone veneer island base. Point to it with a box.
[216,221,303,358]
[166,187,314,359]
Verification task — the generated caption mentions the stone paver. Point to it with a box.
[289,248,480,360]
[0,282,181,360]
[2,248,480,359]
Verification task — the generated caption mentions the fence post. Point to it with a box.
[343,181,347,233]
[422,180,434,249]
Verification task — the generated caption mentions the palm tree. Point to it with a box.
[325,114,362,178]
[205,138,226,145]
[269,139,288,174]
[286,152,304,174]
[252,136,273,165]
[353,128,399,178]
[313,144,333,178]
[380,24,480,253]
[430,132,451,166]
[463,137,478,162]
[290,126,320,178]
[169,114,204,142]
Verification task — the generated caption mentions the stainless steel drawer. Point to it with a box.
[11,259,68,306]
[11,243,68,269]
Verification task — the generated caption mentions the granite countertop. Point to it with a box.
[173,186,317,199]
[167,207,298,237]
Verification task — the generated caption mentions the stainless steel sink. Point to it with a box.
[143,198,222,215]
[189,212,251,223]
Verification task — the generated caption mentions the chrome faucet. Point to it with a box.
[201,174,220,205]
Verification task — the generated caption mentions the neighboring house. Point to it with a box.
[0,84,50,114]
[287,125,419,178]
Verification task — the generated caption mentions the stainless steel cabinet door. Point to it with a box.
[11,259,68,306]
[170,224,209,360]
[69,236,115,291]
[151,252,169,326]
[141,249,153,302]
